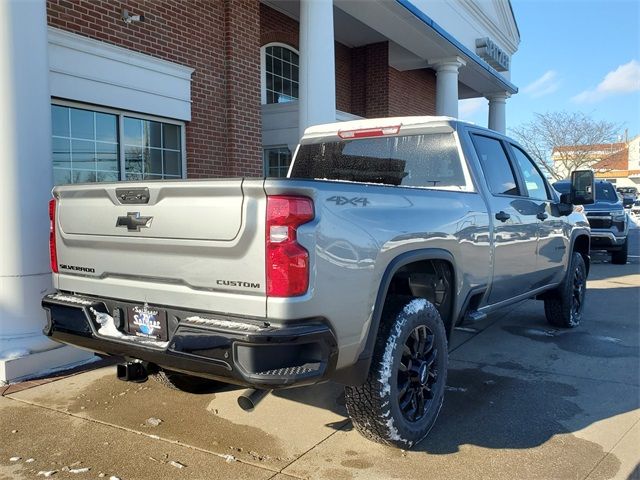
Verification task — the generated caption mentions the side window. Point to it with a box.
[510,146,550,200]
[471,134,519,196]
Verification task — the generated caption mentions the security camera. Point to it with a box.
[122,9,145,24]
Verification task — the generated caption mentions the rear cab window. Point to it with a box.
[290,132,471,190]
[596,183,619,202]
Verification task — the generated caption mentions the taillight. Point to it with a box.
[337,125,401,139]
[49,198,58,273]
[266,196,314,297]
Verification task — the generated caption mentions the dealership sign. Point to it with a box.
[475,37,510,72]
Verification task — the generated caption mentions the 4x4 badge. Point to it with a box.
[116,212,153,232]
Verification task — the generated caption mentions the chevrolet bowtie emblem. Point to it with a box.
[116,212,153,232]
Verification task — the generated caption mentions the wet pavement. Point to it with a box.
[2,229,638,480]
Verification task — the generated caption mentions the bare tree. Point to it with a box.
[510,111,622,180]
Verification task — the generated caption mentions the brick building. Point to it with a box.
[0,0,520,381]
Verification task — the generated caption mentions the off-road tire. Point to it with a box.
[344,296,448,448]
[611,238,628,265]
[152,368,222,394]
[544,252,587,328]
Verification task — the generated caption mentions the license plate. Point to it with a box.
[126,304,168,341]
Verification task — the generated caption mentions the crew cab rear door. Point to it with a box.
[506,143,567,286]
[469,133,540,304]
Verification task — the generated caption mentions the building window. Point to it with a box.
[51,103,184,185]
[262,43,299,104]
[123,118,183,180]
[264,147,292,177]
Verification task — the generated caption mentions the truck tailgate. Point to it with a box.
[53,179,267,317]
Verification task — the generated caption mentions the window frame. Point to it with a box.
[470,133,522,198]
[263,145,293,178]
[260,42,300,105]
[51,98,187,182]
[506,143,553,201]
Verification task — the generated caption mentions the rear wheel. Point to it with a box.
[544,252,587,328]
[152,368,223,394]
[611,238,628,265]
[344,296,448,448]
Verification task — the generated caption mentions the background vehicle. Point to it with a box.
[630,199,640,222]
[616,186,637,209]
[43,117,593,448]
[555,179,628,264]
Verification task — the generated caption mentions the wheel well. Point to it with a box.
[384,259,455,337]
[573,234,590,276]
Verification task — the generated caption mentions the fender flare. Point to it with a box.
[570,228,591,275]
[334,249,457,386]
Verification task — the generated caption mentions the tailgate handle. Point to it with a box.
[116,187,150,204]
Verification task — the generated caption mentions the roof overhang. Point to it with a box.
[262,0,518,98]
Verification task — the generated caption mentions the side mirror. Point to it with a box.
[570,170,595,205]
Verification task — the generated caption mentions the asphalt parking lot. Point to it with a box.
[1,229,638,480]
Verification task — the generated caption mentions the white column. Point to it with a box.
[433,56,466,118]
[298,0,336,139]
[0,0,93,383]
[488,93,508,134]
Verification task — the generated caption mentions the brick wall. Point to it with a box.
[388,68,437,117]
[351,42,436,118]
[47,0,262,178]
[351,42,389,118]
[335,42,352,113]
[260,3,298,48]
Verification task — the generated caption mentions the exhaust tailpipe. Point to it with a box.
[237,388,271,411]
[117,361,148,383]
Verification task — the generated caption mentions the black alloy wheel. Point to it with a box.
[570,262,586,323]
[398,325,438,422]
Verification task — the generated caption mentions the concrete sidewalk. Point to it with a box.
[2,238,639,480]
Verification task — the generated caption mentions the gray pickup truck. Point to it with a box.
[42,116,594,448]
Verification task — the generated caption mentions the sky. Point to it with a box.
[459,0,640,140]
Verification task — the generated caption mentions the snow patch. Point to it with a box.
[37,471,57,477]
[184,316,264,332]
[49,294,93,306]
[403,298,428,316]
[378,315,407,396]
[384,417,410,446]
[69,468,90,474]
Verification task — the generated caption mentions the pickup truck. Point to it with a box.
[42,116,593,448]
[555,179,628,264]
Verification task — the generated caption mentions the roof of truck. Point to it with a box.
[302,116,460,138]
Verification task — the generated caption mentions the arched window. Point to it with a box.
[261,43,299,104]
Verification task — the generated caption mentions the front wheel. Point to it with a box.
[544,252,587,328]
[344,296,448,448]
[611,238,628,265]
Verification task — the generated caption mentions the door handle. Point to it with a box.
[495,211,510,222]
[537,212,548,220]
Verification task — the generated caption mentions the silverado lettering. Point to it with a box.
[59,264,95,273]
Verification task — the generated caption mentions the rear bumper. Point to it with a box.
[42,293,338,389]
